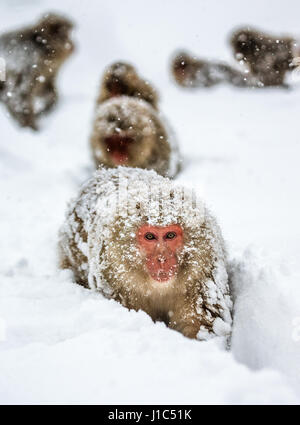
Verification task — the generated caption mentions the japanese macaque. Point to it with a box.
[59,167,232,341]
[0,12,74,129]
[90,96,180,178]
[171,50,261,89]
[230,27,297,87]
[98,62,158,109]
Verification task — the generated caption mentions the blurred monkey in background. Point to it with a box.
[0,12,74,129]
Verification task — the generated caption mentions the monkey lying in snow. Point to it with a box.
[59,167,232,340]
[98,61,158,109]
[90,95,180,178]
[172,28,298,89]
[0,12,74,130]
[230,27,297,87]
[171,50,262,89]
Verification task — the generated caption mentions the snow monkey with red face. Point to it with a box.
[59,167,232,341]
[0,12,74,129]
[90,63,181,178]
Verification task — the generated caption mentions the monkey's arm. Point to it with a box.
[169,315,201,339]
[32,77,58,116]
[168,303,203,339]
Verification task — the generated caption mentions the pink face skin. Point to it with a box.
[136,224,184,282]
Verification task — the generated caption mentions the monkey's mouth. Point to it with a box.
[147,263,178,283]
[104,135,134,165]
[154,271,175,282]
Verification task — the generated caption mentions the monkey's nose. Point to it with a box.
[157,255,166,263]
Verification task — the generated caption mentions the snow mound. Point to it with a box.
[229,247,300,396]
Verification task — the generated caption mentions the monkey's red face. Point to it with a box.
[137,224,183,282]
[104,135,134,165]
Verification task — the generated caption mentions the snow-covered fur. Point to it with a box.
[98,61,158,109]
[171,50,261,89]
[0,12,74,129]
[59,167,232,341]
[230,27,295,87]
[90,96,181,178]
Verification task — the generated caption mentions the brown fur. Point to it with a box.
[90,96,180,178]
[172,51,213,88]
[98,62,158,108]
[59,168,232,340]
[0,12,74,129]
[230,27,295,86]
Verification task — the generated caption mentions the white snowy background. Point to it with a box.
[1,0,300,404]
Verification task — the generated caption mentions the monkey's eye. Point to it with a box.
[145,232,156,241]
[165,232,177,240]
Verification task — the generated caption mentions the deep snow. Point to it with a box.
[0,0,300,404]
